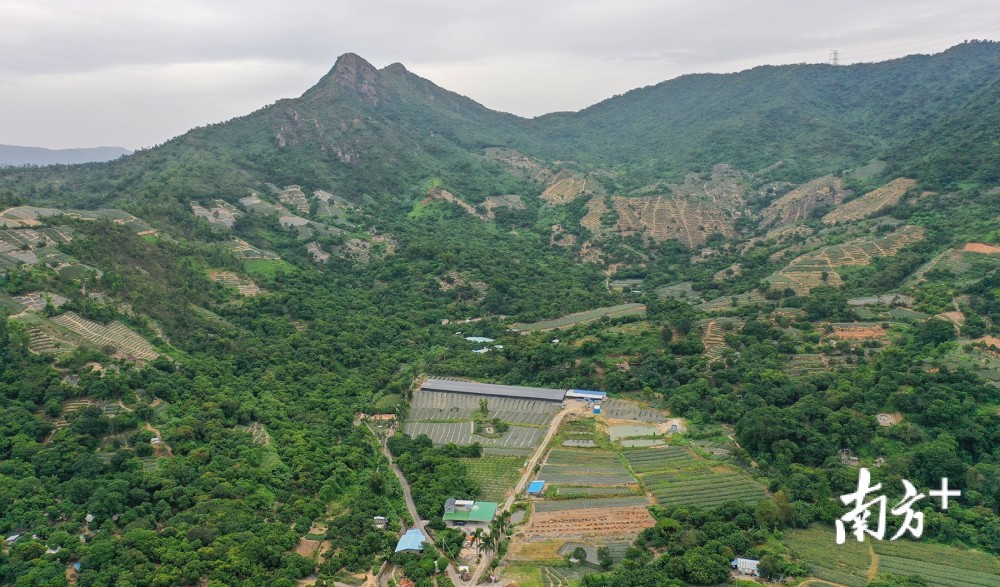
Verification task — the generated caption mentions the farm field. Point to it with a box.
[522,498,654,539]
[823,177,916,225]
[402,421,545,449]
[608,424,658,441]
[539,448,635,486]
[461,456,525,502]
[873,540,1000,587]
[623,446,701,474]
[599,398,666,423]
[51,311,158,360]
[408,390,558,425]
[511,303,645,332]
[623,445,767,507]
[642,469,766,508]
[786,525,870,587]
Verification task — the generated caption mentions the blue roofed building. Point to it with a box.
[526,480,545,496]
[395,528,427,553]
[565,389,607,401]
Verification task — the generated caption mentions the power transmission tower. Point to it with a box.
[829,50,840,66]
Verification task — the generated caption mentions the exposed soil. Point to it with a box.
[831,324,887,340]
[521,505,655,539]
[963,242,1000,254]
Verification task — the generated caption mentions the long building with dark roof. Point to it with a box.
[420,378,569,402]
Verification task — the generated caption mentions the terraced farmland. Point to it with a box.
[581,196,609,233]
[541,174,592,205]
[51,312,158,360]
[611,195,734,247]
[784,354,830,375]
[208,271,262,296]
[770,225,925,294]
[823,177,915,225]
[13,291,69,311]
[511,303,645,332]
[238,421,270,444]
[191,200,241,228]
[539,448,635,486]
[699,319,737,362]
[228,239,281,260]
[461,456,525,501]
[873,540,1000,587]
[402,421,544,449]
[762,175,846,227]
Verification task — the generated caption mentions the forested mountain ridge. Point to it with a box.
[0,145,132,167]
[2,42,1000,587]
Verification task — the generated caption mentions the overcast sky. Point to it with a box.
[1,0,996,150]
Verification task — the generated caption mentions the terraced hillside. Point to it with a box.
[823,177,916,225]
[768,225,926,294]
[52,311,158,360]
[611,195,734,247]
[763,176,847,227]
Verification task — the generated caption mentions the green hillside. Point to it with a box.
[2,42,1000,587]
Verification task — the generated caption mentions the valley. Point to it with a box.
[1,41,1000,587]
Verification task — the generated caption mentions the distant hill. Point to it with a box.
[0,144,131,166]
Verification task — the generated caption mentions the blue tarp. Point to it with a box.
[527,480,545,494]
[395,528,427,553]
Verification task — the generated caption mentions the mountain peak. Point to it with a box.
[309,52,382,104]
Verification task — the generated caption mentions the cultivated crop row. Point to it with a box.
[643,470,766,507]
[52,312,158,360]
[623,446,700,473]
[878,557,998,587]
[533,496,649,513]
[402,421,544,449]
[541,449,635,486]
[599,398,666,423]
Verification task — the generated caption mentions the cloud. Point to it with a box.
[0,0,997,147]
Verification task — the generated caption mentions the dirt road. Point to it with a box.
[367,421,464,586]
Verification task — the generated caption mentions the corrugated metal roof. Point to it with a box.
[527,480,545,494]
[422,378,566,401]
[395,528,427,552]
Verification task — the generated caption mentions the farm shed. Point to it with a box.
[731,558,760,576]
[565,389,607,401]
[443,498,498,528]
[527,480,546,496]
[422,378,567,402]
[395,528,428,553]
